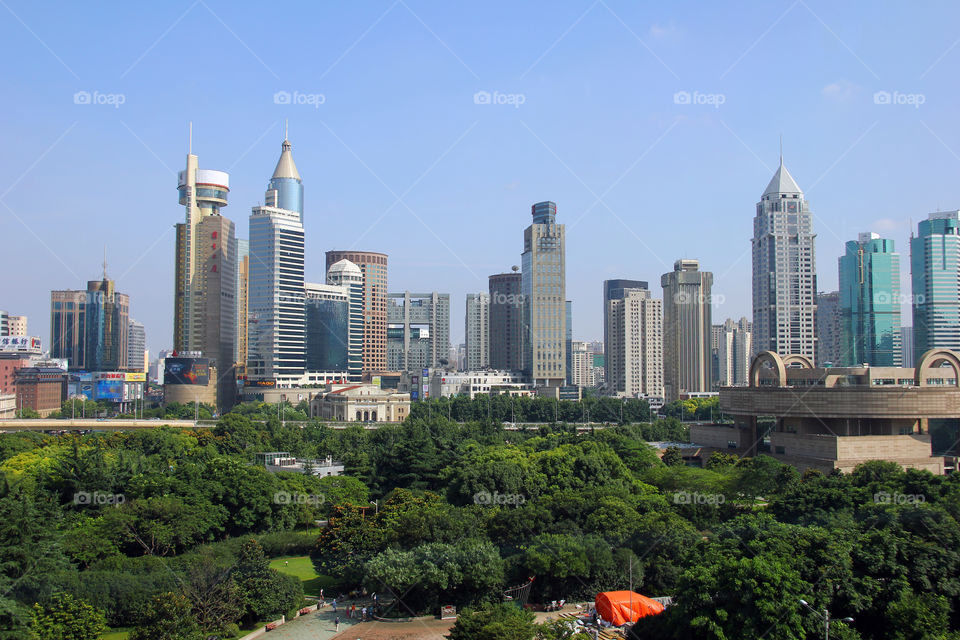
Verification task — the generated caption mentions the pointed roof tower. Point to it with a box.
[762,157,802,197]
[272,137,301,182]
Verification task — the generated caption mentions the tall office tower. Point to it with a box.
[911,211,960,355]
[605,287,662,398]
[489,270,523,371]
[569,340,593,387]
[465,293,489,370]
[565,301,573,385]
[815,291,841,366]
[752,157,817,359]
[325,251,388,375]
[248,139,305,386]
[901,326,915,367]
[716,317,753,386]
[6,316,26,336]
[710,324,724,387]
[326,259,364,382]
[304,282,349,375]
[51,274,130,371]
[521,201,566,387]
[236,238,249,371]
[387,292,450,372]
[661,259,713,402]
[127,320,146,372]
[838,232,902,366]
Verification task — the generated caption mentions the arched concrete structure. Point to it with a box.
[914,349,960,387]
[749,351,788,388]
[781,354,814,369]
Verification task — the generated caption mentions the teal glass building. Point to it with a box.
[838,232,901,366]
[911,211,960,359]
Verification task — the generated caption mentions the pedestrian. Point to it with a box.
[334,616,340,632]
[320,588,324,600]
[332,599,337,612]
[284,560,288,566]
[361,606,367,621]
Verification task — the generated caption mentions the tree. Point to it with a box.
[447,603,538,640]
[30,592,107,640]
[661,446,683,467]
[536,619,593,640]
[182,552,241,635]
[233,538,303,624]
[130,593,202,640]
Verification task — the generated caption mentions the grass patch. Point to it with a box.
[270,555,338,597]
[102,629,131,640]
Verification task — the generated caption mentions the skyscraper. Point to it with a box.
[128,320,146,372]
[569,340,593,387]
[605,286,663,399]
[911,211,960,355]
[489,270,523,371]
[661,259,713,402]
[521,201,566,387]
[901,326,914,367]
[325,251,388,376]
[248,138,305,386]
[565,300,573,385]
[838,232,902,366]
[387,292,450,372]
[236,238,249,372]
[716,317,752,386]
[465,293,489,370]
[304,282,349,375]
[326,259,364,382]
[816,291,841,366]
[752,157,817,359]
[51,274,129,371]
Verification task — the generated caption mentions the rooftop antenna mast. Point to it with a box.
[102,245,108,279]
[189,121,193,155]
[285,118,288,141]
[779,134,783,165]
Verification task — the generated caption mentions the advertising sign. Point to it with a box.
[95,380,123,401]
[0,336,42,352]
[164,357,210,386]
[125,372,147,382]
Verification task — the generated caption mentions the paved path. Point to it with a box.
[260,607,360,640]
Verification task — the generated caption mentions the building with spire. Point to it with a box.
[247,137,306,387]
[752,156,817,360]
[174,135,237,408]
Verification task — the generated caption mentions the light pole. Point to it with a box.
[800,599,853,640]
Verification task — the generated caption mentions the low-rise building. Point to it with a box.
[429,370,530,398]
[255,452,345,476]
[701,349,960,474]
[309,383,410,422]
[0,394,15,419]
[14,367,67,416]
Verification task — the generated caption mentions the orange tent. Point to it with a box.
[595,591,665,625]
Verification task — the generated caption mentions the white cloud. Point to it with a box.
[649,22,678,39]
[821,79,860,103]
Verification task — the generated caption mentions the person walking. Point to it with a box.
[332,599,337,612]
[334,616,340,632]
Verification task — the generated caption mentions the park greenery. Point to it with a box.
[1,403,959,639]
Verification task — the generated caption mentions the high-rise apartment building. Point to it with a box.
[716,317,752,386]
[248,139,305,386]
[565,301,573,385]
[911,211,960,355]
[489,270,523,371]
[605,287,662,399]
[752,157,817,359]
[569,340,593,387]
[236,238,249,371]
[816,291,841,366]
[838,232,902,366]
[325,251,388,375]
[6,316,26,337]
[465,293,489,371]
[51,275,129,371]
[521,201,566,387]
[128,320,146,372]
[661,259,713,402]
[326,259,364,382]
[387,292,450,372]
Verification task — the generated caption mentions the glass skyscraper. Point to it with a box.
[911,211,960,357]
[521,201,566,387]
[838,232,902,366]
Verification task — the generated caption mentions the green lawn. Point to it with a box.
[102,629,130,640]
[270,555,338,597]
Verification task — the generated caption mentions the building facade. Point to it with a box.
[325,251,388,375]
[326,259,364,382]
[51,276,130,372]
[236,238,249,373]
[911,211,960,355]
[569,340,593,387]
[838,232,902,366]
[521,201,566,387]
[14,367,67,416]
[605,287,663,399]
[489,270,523,371]
[816,291,841,367]
[902,326,915,367]
[309,383,410,422]
[128,320,146,372]
[752,158,817,360]
[304,282,350,376]
[465,293,489,371]
[248,138,305,387]
[715,317,752,386]
[6,316,26,336]
[661,259,713,402]
[387,292,450,372]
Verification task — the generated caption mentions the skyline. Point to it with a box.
[2,2,960,357]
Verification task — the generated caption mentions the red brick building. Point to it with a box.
[14,367,66,417]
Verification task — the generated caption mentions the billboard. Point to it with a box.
[125,372,147,382]
[164,357,210,386]
[96,380,123,401]
[0,336,42,352]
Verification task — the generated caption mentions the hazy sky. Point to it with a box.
[2,1,959,357]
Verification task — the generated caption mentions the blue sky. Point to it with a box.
[2,1,959,357]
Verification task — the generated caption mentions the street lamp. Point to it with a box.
[800,599,853,640]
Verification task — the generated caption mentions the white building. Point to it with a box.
[429,370,530,398]
[465,293,489,371]
[569,341,593,387]
[605,287,663,400]
[716,317,752,386]
[309,383,410,422]
[127,320,146,372]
